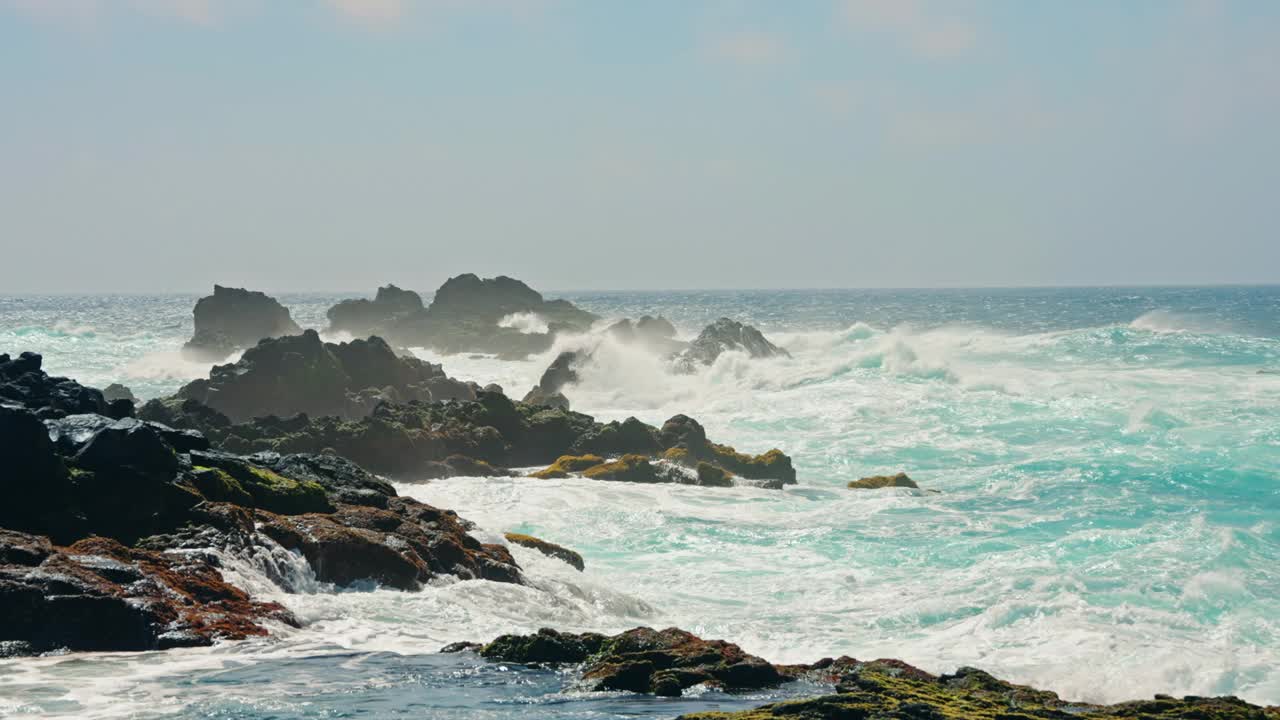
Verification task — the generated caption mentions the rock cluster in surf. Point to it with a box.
[0,351,520,654]
[459,627,1278,718]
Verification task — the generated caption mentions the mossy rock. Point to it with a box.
[582,454,663,483]
[530,454,605,479]
[709,444,795,485]
[695,462,733,487]
[503,532,585,571]
[676,661,1280,719]
[237,465,333,514]
[481,628,606,664]
[662,446,692,465]
[848,472,918,490]
[190,466,254,506]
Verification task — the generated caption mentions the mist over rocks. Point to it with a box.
[325,274,598,359]
[173,330,474,423]
[182,285,302,361]
[326,284,424,337]
[675,317,788,371]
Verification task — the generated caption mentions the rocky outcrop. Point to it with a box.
[675,318,788,371]
[171,331,473,423]
[150,388,795,486]
[677,660,1278,719]
[382,274,598,358]
[181,285,302,361]
[480,627,784,697]
[0,529,297,653]
[848,472,918,490]
[0,356,523,654]
[326,284,424,337]
[521,350,580,409]
[503,532,584,571]
[464,626,1280,716]
[1,352,121,420]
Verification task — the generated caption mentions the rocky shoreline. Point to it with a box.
[2,279,1276,718]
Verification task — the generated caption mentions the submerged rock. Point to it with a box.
[674,317,788,371]
[181,285,302,361]
[503,532,585,571]
[848,472,919,490]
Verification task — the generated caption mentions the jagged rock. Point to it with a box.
[0,530,297,654]
[256,497,520,589]
[382,274,598,358]
[677,660,1277,719]
[1,352,112,419]
[848,472,918,490]
[521,386,570,409]
[659,415,796,488]
[503,532,585,571]
[481,627,783,697]
[174,331,472,423]
[181,285,302,361]
[522,350,580,408]
[635,315,677,341]
[326,284,424,336]
[674,317,788,371]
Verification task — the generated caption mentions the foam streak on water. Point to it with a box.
[1,286,1278,717]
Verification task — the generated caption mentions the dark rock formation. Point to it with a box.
[382,274,598,359]
[481,627,783,697]
[656,415,796,488]
[172,330,473,423]
[675,318,788,371]
[468,626,1279,716]
[326,284,424,337]
[181,285,302,361]
[848,472,919,490]
[522,350,580,409]
[0,530,297,653]
[503,532,584,571]
[147,389,795,486]
[102,383,136,403]
[1,352,119,420]
[677,660,1277,719]
[0,355,523,654]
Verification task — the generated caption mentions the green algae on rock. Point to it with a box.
[503,532,585,571]
[848,472,919,490]
[678,658,1279,719]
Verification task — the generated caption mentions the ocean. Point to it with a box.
[1,286,1278,718]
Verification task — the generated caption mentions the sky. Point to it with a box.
[1,0,1278,293]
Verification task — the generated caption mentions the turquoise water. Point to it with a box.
[1,286,1278,717]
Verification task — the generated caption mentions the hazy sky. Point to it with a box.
[2,0,1278,293]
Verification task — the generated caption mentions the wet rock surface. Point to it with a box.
[676,318,788,371]
[0,352,522,654]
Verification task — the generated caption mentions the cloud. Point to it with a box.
[838,0,977,58]
[709,30,785,66]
